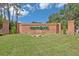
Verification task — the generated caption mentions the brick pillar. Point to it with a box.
[67,20,75,35]
[59,23,61,33]
[56,24,59,33]
[57,23,61,34]
[2,19,9,34]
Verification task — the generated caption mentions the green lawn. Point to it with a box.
[0,34,79,56]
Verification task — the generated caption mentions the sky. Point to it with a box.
[9,3,66,23]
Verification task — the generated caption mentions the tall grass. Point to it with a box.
[0,34,79,55]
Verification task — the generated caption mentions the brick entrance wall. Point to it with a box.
[17,23,61,34]
[0,19,75,35]
[1,20,75,35]
[67,20,75,35]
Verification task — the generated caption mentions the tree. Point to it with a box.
[64,3,79,29]
[48,13,61,23]
[48,3,79,33]
[0,3,22,33]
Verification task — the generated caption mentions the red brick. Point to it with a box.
[2,19,9,34]
[17,23,61,34]
[67,20,75,35]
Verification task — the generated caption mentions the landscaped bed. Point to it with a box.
[0,34,79,56]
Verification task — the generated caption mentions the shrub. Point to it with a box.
[10,25,16,34]
[9,21,16,34]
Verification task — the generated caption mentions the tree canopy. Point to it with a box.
[48,3,79,32]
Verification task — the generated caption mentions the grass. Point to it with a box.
[0,34,79,56]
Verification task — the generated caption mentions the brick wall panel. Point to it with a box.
[17,23,61,34]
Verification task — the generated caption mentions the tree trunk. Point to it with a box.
[16,9,19,33]
[7,3,10,21]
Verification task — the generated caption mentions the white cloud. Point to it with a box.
[39,3,50,9]
[56,3,67,8]
[20,9,29,16]
[26,4,33,10]
[18,20,22,23]
[26,4,31,8]
[34,4,39,9]
[22,4,35,13]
